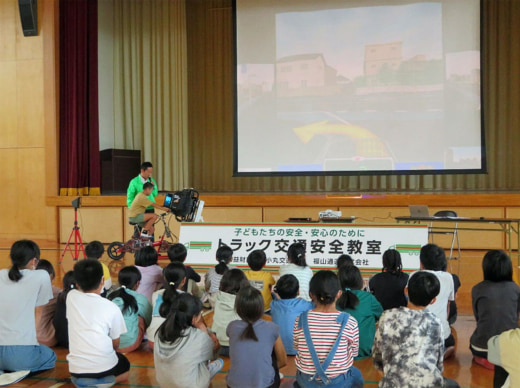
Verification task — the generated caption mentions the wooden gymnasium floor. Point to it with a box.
[0,242,495,388]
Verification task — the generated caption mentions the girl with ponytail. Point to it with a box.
[337,265,382,360]
[147,262,187,349]
[108,266,152,353]
[227,286,287,388]
[0,240,57,374]
[154,293,223,388]
[368,249,409,310]
[279,242,313,301]
[205,245,234,308]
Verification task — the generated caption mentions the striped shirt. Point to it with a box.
[205,266,237,294]
[294,311,359,378]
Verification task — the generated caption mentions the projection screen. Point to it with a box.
[234,0,484,176]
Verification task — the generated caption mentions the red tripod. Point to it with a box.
[60,205,86,263]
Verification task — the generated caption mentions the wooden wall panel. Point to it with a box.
[202,207,263,223]
[17,148,57,238]
[14,12,43,60]
[505,207,520,250]
[55,200,520,253]
[60,207,123,244]
[16,60,45,147]
[0,0,58,242]
[0,150,18,238]
[0,0,16,61]
[263,207,336,222]
[339,207,409,223]
[0,61,17,147]
[430,208,504,250]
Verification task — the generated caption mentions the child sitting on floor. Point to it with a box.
[227,286,287,388]
[108,266,152,353]
[147,262,187,349]
[167,243,202,297]
[53,270,76,348]
[368,249,409,310]
[85,240,112,296]
[372,271,460,388]
[337,265,382,359]
[279,243,313,302]
[419,244,455,358]
[211,269,249,356]
[205,245,234,307]
[35,259,62,347]
[488,328,520,388]
[244,250,276,311]
[470,250,520,386]
[270,274,313,356]
[0,240,56,375]
[167,243,201,284]
[67,259,129,383]
[293,270,363,388]
[154,293,223,388]
[135,246,164,303]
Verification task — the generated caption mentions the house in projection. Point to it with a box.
[364,41,403,85]
[276,53,338,97]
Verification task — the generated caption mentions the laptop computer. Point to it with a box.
[409,205,430,218]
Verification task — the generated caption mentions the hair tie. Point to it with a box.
[70,284,75,289]
[297,253,302,258]
[344,287,351,292]
[121,285,126,289]
[169,282,175,286]
[219,260,227,264]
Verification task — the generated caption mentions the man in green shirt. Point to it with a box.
[127,162,158,211]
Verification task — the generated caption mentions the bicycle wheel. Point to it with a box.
[107,241,125,260]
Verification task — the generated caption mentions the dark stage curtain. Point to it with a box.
[59,0,100,196]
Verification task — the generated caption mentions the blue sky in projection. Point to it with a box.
[276,2,443,79]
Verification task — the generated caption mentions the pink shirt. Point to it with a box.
[135,265,163,303]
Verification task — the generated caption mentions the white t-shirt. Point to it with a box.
[0,269,53,346]
[279,263,313,302]
[67,290,127,374]
[423,270,455,339]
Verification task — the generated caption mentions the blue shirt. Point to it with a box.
[270,297,313,355]
[111,288,152,349]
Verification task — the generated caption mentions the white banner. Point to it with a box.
[180,223,428,273]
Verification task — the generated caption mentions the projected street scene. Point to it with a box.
[235,0,483,174]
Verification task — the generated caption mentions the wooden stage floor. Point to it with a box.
[0,244,495,388]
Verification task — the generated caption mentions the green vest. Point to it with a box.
[127,175,158,208]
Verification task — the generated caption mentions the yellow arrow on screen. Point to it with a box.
[293,120,390,157]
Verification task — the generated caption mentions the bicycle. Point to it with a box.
[107,212,176,260]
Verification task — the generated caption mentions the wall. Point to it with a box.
[49,193,520,251]
[186,0,520,193]
[0,0,58,241]
[50,192,520,315]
